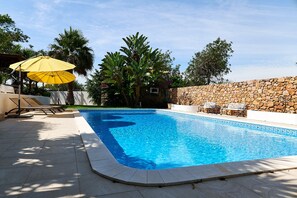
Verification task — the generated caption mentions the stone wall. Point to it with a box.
[169,76,297,113]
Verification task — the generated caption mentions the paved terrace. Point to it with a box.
[0,112,297,198]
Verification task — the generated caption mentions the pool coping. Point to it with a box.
[74,109,297,187]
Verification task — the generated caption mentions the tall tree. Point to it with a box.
[185,37,233,85]
[85,70,102,106]
[120,33,158,106]
[159,50,186,88]
[49,27,94,105]
[0,14,29,53]
[98,33,180,107]
[101,32,165,107]
[101,52,129,106]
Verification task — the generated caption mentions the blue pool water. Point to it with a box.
[80,109,297,170]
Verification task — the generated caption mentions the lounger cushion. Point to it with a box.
[228,103,246,110]
[203,102,217,108]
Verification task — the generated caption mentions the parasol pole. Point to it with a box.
[8,54,41,118]
[17,64,21,116]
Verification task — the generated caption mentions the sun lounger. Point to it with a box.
[198,102,220,114]
[221,103,246,117]
[5,98,56,115]
[24,97,64,112]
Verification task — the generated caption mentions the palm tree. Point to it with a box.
[120,32,163,106]
[85,69,102,106]
[49,27,94,105]
[101,52,129,106]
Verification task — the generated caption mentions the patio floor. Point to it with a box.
[0,113,297,197]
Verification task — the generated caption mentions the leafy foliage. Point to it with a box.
[100,52,129,105]
[0,72,9,84]
[99,32,168,107]
[49,27,94,105]
[119,33,165,106]
[22,86,51,97]
[85,70,102,106]
[0,14,30,53]
[45,81,85,91]
[185,37,233,85]
[159,51,186,88]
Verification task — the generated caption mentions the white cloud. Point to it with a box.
[1,0,297,84]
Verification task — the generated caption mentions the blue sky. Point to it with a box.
[1,0,297,83]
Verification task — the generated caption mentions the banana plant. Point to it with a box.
[101,52,129,106]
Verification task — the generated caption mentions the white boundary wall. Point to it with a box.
[0,93,50,114]
[247,110,297,125]
[50,91,95,105]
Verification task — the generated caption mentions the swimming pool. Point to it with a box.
[80,109,297,170]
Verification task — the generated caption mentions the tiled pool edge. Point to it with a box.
[74,110,297,187]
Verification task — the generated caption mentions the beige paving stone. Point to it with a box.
[147,171,164,184]
[97,164,128,178]
[185,164,230,180]
[0,156,43,168]
[8,141,45,150]
[0,132,27,139]
[0,183,23,197]
[90,159,118,172]
[97,190,144,198]
[285,168,297,177]
[75,146,89,162]
[26,162,78,182]
[17,136,46,143]
[129,170,148,184]
[139,184,206,198]
[44,138,76,146]
[76,161,93,176]
[0,138,18,144]
[0,143,13,155]
[73,137,83,146]
[158,169,179,184]
[229,171,297,198]
[1,113,297,197]
[37,152,76,165]
[193,179,261,198]
[0,166,32,185]
[86,147,115,161]
[215,160,273,175]
[166,168,197,182]
[1,147,42,158]
[113,167,137,182]
[39,145,75,155]
[18,177,80,198]
[78,173,137,197]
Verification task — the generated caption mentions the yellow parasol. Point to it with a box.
[9,56,75,72]
[8,55,76,118]
[27,71,76,84]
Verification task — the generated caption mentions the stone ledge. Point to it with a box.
[171,104,199,113]
[247,110,297,125]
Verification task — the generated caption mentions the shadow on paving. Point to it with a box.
[0,116,296,197]
[0,116,85,197]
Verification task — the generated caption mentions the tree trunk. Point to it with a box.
[67,81,75,105]
[207,77,211,85]
[121,89,130,107]
[28,79,32,94]
[135,85,141,107]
